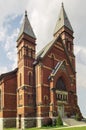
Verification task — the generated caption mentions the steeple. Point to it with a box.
[54,3,73,36]
[17,10,36,41]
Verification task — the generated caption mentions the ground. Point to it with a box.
[3,126,86,130]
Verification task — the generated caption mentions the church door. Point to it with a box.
[58,105,64,117]
[19,115,21,129]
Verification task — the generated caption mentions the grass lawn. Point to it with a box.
[3,126,86,130]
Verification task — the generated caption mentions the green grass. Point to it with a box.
[3,126,86,130]
[57,126,86,130]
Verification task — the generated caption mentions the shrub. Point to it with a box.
[75,113,81,121]
[42,118,52,127]
[56,114,63,126]
[52,118,56,126]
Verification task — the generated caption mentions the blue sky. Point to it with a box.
[0,0,86,117]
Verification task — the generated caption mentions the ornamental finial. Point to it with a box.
[25,10,27,17]
[62,2,64,7]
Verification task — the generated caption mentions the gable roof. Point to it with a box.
[0,68,18,81]
[36,35,75,74]
[48,61,64,80]
[17,11,36,41]
[36,38,56,59]
[54,3,73,35]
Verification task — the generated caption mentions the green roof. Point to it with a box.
[54,3,73,35]
[17,11,36,41]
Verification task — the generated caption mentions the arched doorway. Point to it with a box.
[56,77,68,117]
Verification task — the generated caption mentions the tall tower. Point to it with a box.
[53,2,76,88]
[53,3,81,118]
[54,3,75,70]
[16,11,36,129]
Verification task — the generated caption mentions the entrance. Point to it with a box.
[19,115,21,129]
[58,105,64,117]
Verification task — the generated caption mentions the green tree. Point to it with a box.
[75,113,81,121]
[56,114,63,126]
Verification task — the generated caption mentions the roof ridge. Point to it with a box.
[36,39,54,58]
[36,37,57,59]
[0,68,18,81]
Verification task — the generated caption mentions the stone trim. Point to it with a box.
[4,92,16,96]
[3,109,17,111]
[54,44,64,51]
[43,65,52,70]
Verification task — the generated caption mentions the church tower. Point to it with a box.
[53,3,75,71]
[16,11,36,129]
[52,3,81,118]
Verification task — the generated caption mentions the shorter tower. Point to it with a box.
[16,11,36,129]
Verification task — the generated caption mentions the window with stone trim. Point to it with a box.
[20,73,22,86]
[44,95,48,104]
[0,90,1,109]
[28,94,33,105]
[26,46,28,56]
[51,54,55,69]
[56,77,66,91]
[28,72,33,86]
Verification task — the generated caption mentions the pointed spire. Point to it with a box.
[54,3,73,35]
[17,10,36,41]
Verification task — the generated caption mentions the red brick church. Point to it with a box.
[0,3,82,129]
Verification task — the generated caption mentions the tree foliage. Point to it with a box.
[56,114,63,126]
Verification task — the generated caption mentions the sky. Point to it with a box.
[0,0,86,117]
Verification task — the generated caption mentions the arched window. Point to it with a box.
[51,54,55,69]
[66,42,68,50]
[31,48,33,58]
[44,95,48,104]
[20,73,22,86]
[56,77,66,91]
[26,46,28,56]
[29,72,33,86]
[0,90,1,109]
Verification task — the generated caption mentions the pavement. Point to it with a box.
[62,117,86,126]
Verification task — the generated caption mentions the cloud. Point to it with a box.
[76,48,86,66]
[0,66,8,75]
[0,17,19,72]
[76,62,86,88]
[4,28,19,51]
[75,46,86,88]
[4,28,18,70]
[0,27,6,43]
[0,0,28,26]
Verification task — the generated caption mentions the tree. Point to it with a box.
[56,114,63,126]
[75,113,81,121]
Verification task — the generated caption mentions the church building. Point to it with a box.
[0,3,82,129]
